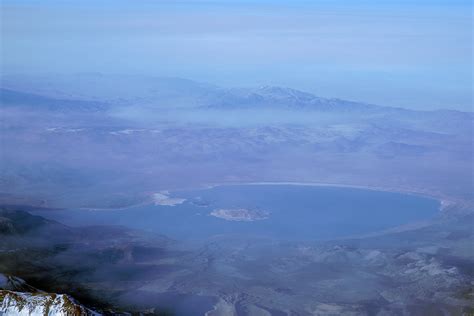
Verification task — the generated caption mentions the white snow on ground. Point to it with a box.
[1,290,101,315]
[109,129,146,135]
[210,208,269,221]
[152,191,186,206]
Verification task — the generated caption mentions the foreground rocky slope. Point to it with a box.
[1,290,98,316]
[0,273,100,316]
[0,208,175,315]
[0,207,473,315]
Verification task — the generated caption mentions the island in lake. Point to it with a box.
[210,208,270,221]
[152,191,186,206]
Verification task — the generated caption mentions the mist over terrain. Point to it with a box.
[1,74,472,210]
[1,1,473,314]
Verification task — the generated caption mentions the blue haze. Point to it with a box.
[1,0,472,110]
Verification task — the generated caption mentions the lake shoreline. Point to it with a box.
[203,181,472,215]
[11,180,471,217]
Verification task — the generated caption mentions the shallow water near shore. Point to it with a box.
[34,184,440,241]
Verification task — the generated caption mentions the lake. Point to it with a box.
[35,184,440,241]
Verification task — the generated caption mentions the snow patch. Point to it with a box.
[152,191,186,206]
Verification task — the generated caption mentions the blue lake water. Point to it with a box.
[35,184,440,241]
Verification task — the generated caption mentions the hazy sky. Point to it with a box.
[1,0,472,110]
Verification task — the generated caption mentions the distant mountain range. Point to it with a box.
[2,73,471,114]
[0,89,107,112]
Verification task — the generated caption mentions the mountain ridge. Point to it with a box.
[2,74,471,113]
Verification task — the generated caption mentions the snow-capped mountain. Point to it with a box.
[1,74,381,111]
[0,274,101,316]
[1,290,100,316]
